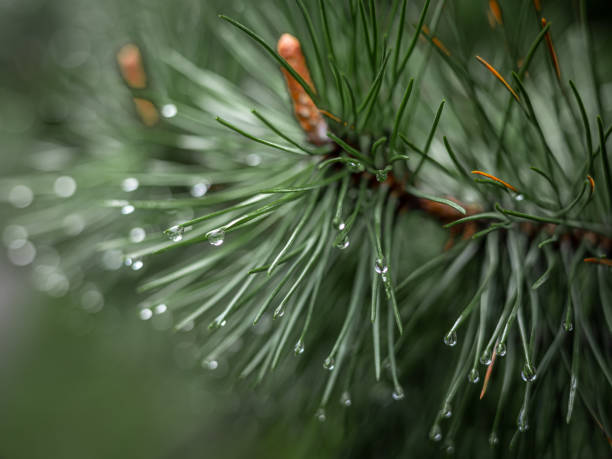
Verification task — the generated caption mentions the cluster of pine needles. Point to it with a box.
[1,0,611,456]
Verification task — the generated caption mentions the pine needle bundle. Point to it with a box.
[2,0,611,457]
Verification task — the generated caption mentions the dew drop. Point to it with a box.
[180,320,195,332]
[517,408,529,432]
[54,176,77,198]
[167,225,184,242]
[444,440,455,455]
[429,424,443,442]
[563,321,574,332]
[246,153,261,166]
[392,386,405,401]
[514,193,525,201]
[81,287,104,313]
[8,241,36,266]
[323,356,335,371]
[467,368,480,384]
[315,407,326,422]
[3,225,28,249]
[206,228,225,246]
[336,235,350,250]
[121,204,135,215]
[9,184,33,208]
[121,177,139,192]
[294,339,305,355]
[273,305,285,319]
[102,250,123,271]
[161,103,177,118]
[204,359,218,370]
[190,181,209,197]
[441,402,452,418]
[520,363,537,382]
[33,266,69,297]
[332,217,345,231]
[125,257,143,271]
[132,259,144,271]
[63,214,85,236]
[154,303,168,314]
[495,341,507,357]
[374,258,388,274]
[479,350,492,365]
[129,227,146,243]
[139,308,153,320]
[346,160,364,172]
[220,320,227,327]
[443,330,457,347]
[488,432,499,446]
[340,391,352,407]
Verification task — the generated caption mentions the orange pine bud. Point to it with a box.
[277,33,328,145]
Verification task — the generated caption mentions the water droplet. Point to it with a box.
[204,359,218,370]
[392,386,405,401]
[444,440,455,455]
[441,402,452,418]
[429,424,443,442]
[129,227,146,243]
[517,408,529,432]
[479,350,492,365]
[54,176,77,197]
[167,225,184,242]
[495,341,507,357]
[488,432,499,446]
[246,153,261,166]
[81,287,104,313]
[515,193,524,201]
[33,266,69,296]
[467,368,480,384]
[332,217,345,231]
[375,169,388,182]
[520,363,537,382]
[206,228,225,246]
[139,308,153,320]
[161,103,177,118]
[323,356,335,371]
[3,225,28,249]
[121,177,139,192]
[63,214,85,236]
[125,257,143,271]
[273,305,285,319]
[374,258,388,274]
[121,204,135,215]
[315,407,326,422]
[190,181,209,197]
[336,235,350,250]
[346,160,364,172]
[131,259,144,271]
[180,320,195,332]
[443,330,457,347]
[7,241,36,266]
[220,320,227,327]
[563,321,573,332]
[340,391,352,407]
[154,303,168,314]
[102,250,123,270]
[9,184,33,208]
[294,339,305,355]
